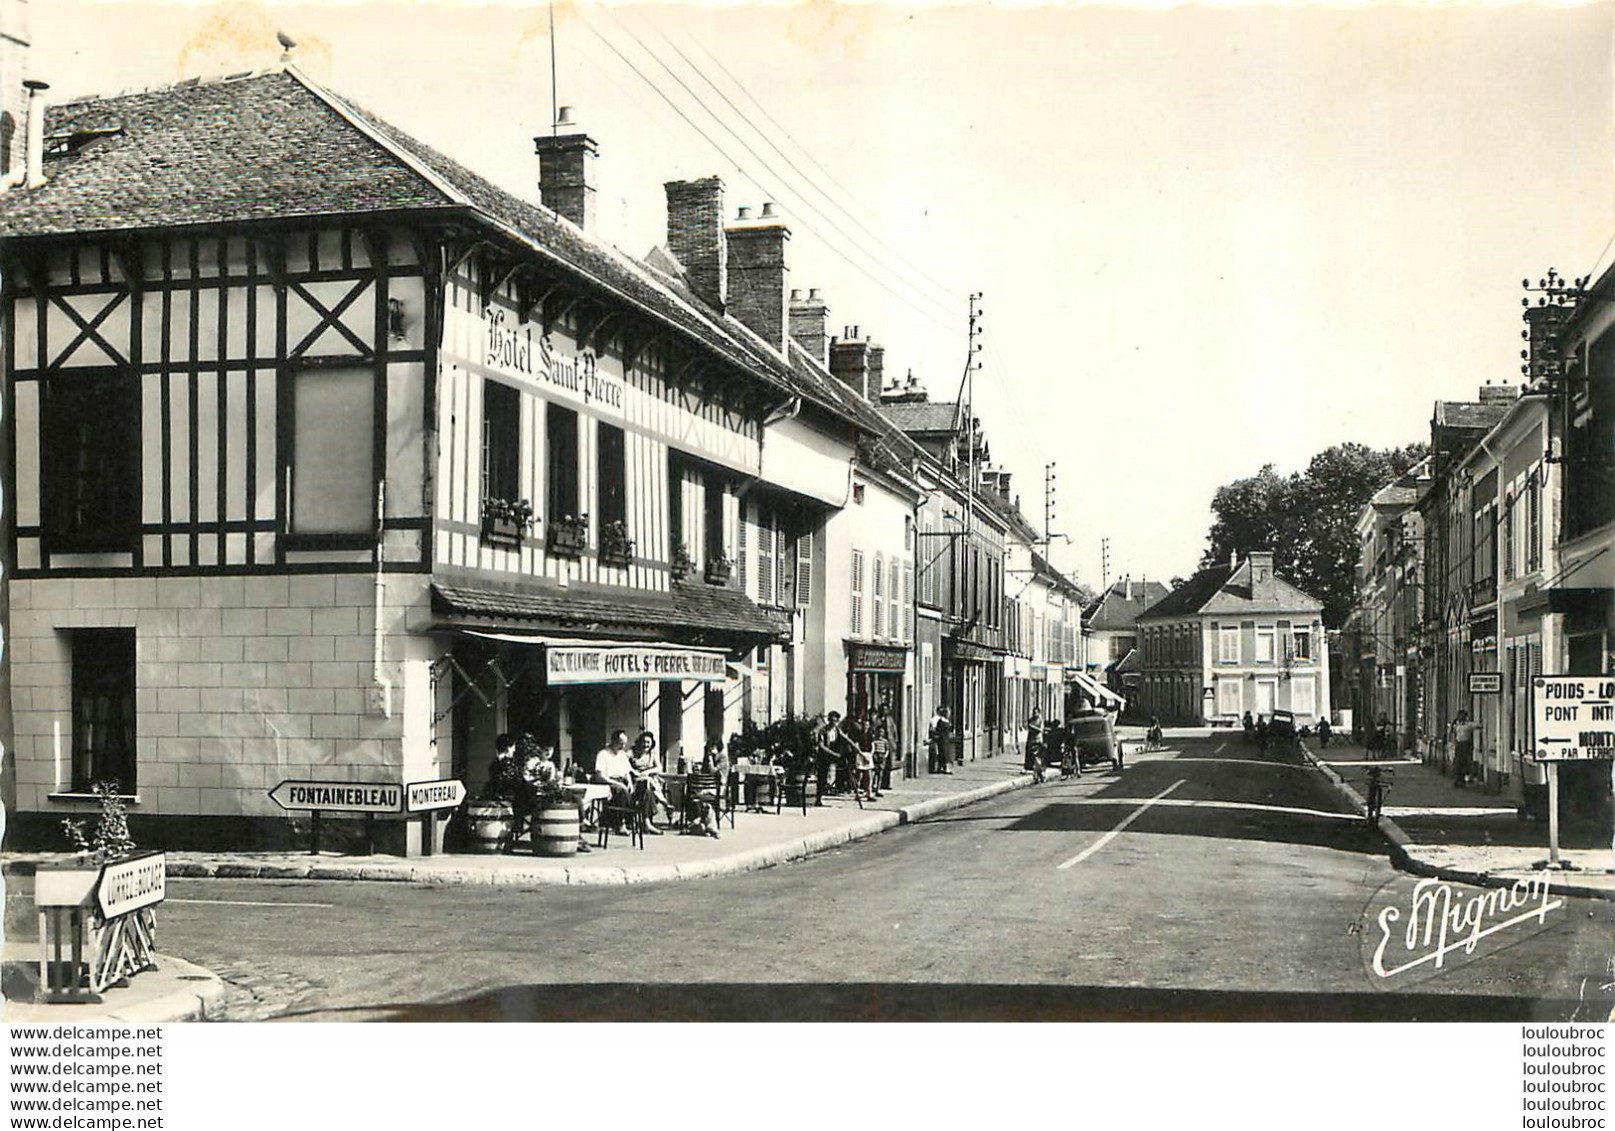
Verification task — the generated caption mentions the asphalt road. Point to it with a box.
[11,735,1614,1021]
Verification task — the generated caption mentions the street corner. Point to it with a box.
[2,949,227,1024]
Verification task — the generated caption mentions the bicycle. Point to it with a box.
[1363,765,1393,829]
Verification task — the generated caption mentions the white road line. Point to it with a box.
[1057,779,1186,870]
[1382,806,1517,818]
[1055,796,1358,822]
[166,898,333,909]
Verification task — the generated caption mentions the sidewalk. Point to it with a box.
[2,942,226,1022]
[3,759,1033,889]
[1301,737,1615,900]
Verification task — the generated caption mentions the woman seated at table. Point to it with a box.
[630,730,671,834]
[686,739,729,838]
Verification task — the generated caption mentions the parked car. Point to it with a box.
[1066,711,1124,771]
[1269,709,1296,747]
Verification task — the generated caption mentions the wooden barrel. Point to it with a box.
[465,800,513,854]
[534,806,580,857]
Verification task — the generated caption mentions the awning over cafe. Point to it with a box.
[1067,668,1124,708]
[463,632,729,685]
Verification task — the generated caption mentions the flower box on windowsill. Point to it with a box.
[704,557,734,586]
[599,522,635,569]
[547,516,589,558]
[671,544,695,581]
[481,498,534,549]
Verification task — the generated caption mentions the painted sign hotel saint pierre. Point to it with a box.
[444,304,761,476]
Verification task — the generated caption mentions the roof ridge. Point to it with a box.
[52,66,284,109]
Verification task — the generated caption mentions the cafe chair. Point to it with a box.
[596,786,645,850]
[682,767,733,834]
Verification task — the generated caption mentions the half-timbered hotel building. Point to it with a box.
[0,64,876,852]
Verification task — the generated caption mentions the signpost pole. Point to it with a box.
[1547,764,1561,868]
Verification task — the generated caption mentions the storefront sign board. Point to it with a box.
[546,643,727,685]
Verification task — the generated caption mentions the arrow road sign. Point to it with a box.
[406,779,467,813]
[269,780,403,814]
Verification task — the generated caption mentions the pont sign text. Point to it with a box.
[1531,676,1615,762]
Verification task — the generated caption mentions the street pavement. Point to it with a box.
[9,733,1608,1021]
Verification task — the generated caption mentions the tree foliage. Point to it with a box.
[1200,442,1427,628]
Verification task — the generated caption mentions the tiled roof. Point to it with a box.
[1083,580,1172,630]
[879,400,960,435]
[1435,401,1512,430]
[1138,560,1322,619]
[0,69,856,430]
[431,581,787,642]
[1137,565,1234,620]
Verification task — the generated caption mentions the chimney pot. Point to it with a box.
[23,79,49,189]
[760,202,777,218]
[808,287,821,299]
[790,288,802,301]
[736,205,752,221]
[555,105,575,127]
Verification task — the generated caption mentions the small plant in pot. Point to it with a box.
[515,737,581,858]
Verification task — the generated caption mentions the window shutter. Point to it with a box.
[796,529,813,608]
[903,564,913,643]
[758,521,775,606]
[776,522,793,607]
[737,502,748,595]
[873,553,885,639]
[889,560,900,638]
[851,550,864,635]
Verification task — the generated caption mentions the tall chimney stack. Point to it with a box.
[534,107,597,232]
[829,329,871,400]
[665,176,726,311]
[725,202,791,354]
[789,287,829,366]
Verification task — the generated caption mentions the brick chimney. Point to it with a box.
[789,287,829,366]
[725,202,791,354]
[534,109,597,233]
[1247,551,1276,599]
[1477,383,1520,405]
[665,176,726,311]
[867,344,885,400]
[829,328,871,400]
[0,0,32,182]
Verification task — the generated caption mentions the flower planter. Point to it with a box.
[481,514,526,548]
[533,806,580,857]
[704,558,734,586]
[34,859,102,908]
[547,520,589,559]
[464,800,515,854]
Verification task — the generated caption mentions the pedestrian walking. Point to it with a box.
[1026,706,1046,776]
[927,705,954,775]
[1451,711,1477,787]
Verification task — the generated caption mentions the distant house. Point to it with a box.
[1083,577,1170,693]
[1135,552,1329,726]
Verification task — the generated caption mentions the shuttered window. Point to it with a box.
[796,529,813,608]
[757,521,775,606]
[851,550,864,636]
[889,560,900,638]
[873,553,886,639]
[737,501,748,594]
[903,564,913,643]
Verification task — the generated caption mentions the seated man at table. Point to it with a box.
[592,730,635,826]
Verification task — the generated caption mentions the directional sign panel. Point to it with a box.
[1468,672,1502,695]
[1532,677,1615,762]
[269,780,403,813]
[406,779,467,813]
[97,852,166,919]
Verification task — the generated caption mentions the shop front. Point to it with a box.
[846,641,909,752]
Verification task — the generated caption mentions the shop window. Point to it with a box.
[545,403,580,520]
[851,549,864,635]
[289,366,374,537]
[69,629,136,794]
[41,372,139,552]
[482,380,521,509]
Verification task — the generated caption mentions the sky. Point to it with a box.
[28,0,1615,590]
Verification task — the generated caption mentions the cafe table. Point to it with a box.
[731,762,785,814]
[563,782,612,834]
